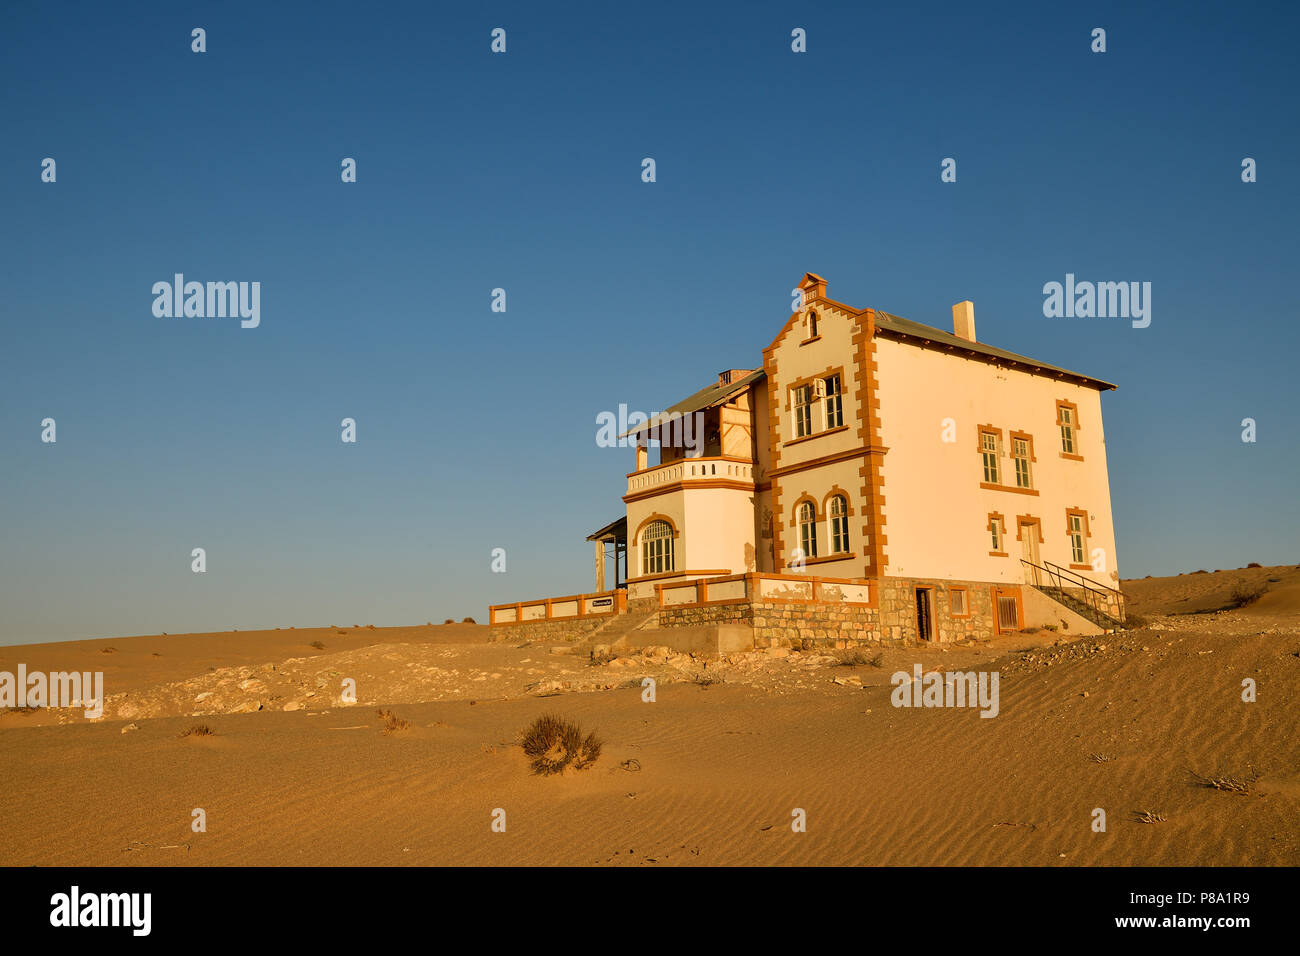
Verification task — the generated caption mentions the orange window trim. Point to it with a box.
[976,424,1004,451]
[950,585,971,618]
[791,492,821,524]
[633,512,681,541]
[1055,399,1081,429]
[1009,430,1037,461]
[1015,515,1044,542]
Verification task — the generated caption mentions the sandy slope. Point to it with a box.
[1,571,1297,866]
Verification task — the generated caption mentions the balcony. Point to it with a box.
[626,456,755,496]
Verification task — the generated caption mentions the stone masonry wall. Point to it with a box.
[656,576,1008,650]
[657,598,885,649]
[875,577,1000,645]
[490,616,611,644]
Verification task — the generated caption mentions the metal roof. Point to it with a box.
[585,516,627,542]
[617,368,765,439]
[872,311,1117,391]
[616,310,1114,444]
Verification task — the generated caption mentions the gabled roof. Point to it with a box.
[620,297,1114,438]
[617,368,765,439]
[872,310,1116,391]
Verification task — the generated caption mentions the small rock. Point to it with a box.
[121,723,139,734]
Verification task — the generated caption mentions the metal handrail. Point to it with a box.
[1020,558,1126,624]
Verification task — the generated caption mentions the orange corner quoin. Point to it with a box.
[489,273,1126,651]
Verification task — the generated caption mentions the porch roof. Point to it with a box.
[585,516,627,543]
[617,368,765,439]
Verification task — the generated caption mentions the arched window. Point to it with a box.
[798,501,818,559]
[829,495,850,553]
[641,520,675,575]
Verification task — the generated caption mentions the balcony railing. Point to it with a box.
[627,456,754,495]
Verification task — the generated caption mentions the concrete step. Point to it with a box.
[617,623,754,656]
[1032,584,1126,631]
[554,608,659,657]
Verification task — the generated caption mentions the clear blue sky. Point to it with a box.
[2,1,1297,644]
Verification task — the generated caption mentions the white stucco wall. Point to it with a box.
[873,337,1119,587]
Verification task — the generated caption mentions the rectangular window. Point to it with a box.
[799,516,818,559]
[829,498,850,554]
[950,587,968,616]
[981,431,1000,484]
[1058,403,1077,455]
[1012,437,1033,489]
[824,374,843,429]
[989,516,1004,554]
[793,384,813,439]
[1068,512,1087,566]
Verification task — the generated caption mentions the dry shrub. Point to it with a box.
[1246,562,1262,568]
[521,714,602,775]
[180,724,214,737]
[838,649,883,668]
[310,640,326,649]
[443,618,455,625]
[1227,582,1266,608]
[462,617,477,624]
[1190,768,1259,793]
[376,709,409,734]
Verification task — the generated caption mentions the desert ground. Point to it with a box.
[2,565,1297,866]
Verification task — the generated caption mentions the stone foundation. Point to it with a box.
[657,576,1017,650]
[489,616,611,644]
[491,577,1023,651]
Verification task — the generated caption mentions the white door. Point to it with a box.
[1019,521,1040,582]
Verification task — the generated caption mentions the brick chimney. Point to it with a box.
[952,300,976,342]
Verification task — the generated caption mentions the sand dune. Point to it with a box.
[1,569,1297,866]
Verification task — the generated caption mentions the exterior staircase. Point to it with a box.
[556,607,660,656]
[1021,559,1128,631]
